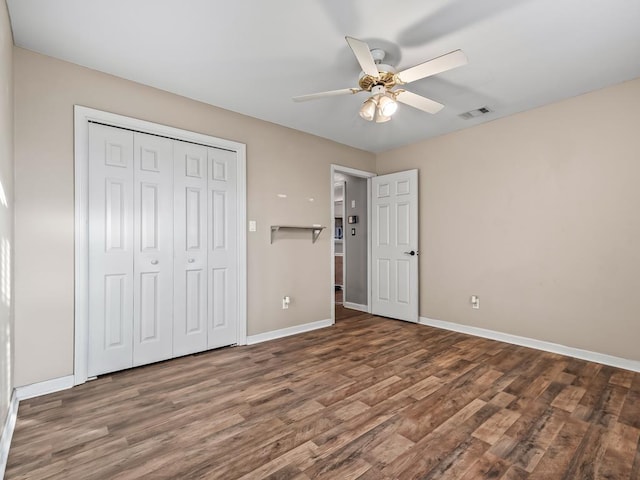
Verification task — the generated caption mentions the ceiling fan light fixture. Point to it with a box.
[359,97,377,121]
[378,93,398,117]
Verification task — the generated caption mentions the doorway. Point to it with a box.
[330,165,376,323]
[330,165,420,325]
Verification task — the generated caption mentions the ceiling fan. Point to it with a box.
[293,36,468,123]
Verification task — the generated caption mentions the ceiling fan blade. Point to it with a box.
[395,49,467,84]
[292,88,362,102]
[396,90,444,114]
[345,36,379,78]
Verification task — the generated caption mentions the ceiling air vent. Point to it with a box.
[459,106,492,120]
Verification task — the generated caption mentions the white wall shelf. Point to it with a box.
[270,225,326,244]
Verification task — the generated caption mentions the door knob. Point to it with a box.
[188,258,195,263]
[403,250,417,256]
[150,259,159,265]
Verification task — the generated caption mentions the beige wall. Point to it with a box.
[377,77,640,362]
[13,47,374,387]
[0,0,14,422]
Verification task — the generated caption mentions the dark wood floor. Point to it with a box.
[335,303,362,321]
[7,313,640,479]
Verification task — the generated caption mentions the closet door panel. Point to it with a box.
[88,123,135,376]
[208,148,238,348]
[132,132,174,366]
[173,142,208,356]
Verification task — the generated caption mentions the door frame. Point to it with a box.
[74,105,248,386]
[330,164,376,324]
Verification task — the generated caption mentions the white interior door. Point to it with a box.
[132,132,174,366]
[173,141,208,356]
[371,169,419,322]
[88,123,135,376]
[208,148,238,348]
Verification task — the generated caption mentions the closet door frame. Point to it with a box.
[74,105,247,386]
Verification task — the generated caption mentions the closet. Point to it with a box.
[87,122,238,376]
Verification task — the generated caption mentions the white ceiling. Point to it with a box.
[7,0,640,153]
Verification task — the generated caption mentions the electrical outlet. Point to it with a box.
[248,220,256,232]
[282,296,290,309]
[471,295,480,309]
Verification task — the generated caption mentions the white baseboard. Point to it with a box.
[0,390,18,478]
[419,316,640,373]
[247,319,333,345]
[343,302,369,313]
[16,375,75,401]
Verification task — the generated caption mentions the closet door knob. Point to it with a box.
[188,258,195,263]
[150,259,159,265]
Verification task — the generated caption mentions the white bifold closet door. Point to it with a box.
[207,147,238,349]
[88,124,135,376]
[88,123,238,377]
[173,142,208,356]
[132,132,174,367]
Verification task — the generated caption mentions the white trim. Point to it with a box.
[329,167,336,325]
[246,319,333,345]
[344,302,368,313]
[74,105,248,384]
[419,316,640,373]
[0,391,18,479]
[235,143,248,346]
[16,375,75,401]
[333,165,377,178]
[74,108,90,385]
[366,178,372,311]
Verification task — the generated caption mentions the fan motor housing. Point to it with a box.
[358,62,397,91]
[359,71,396,91]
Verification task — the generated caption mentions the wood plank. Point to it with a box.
[472,408,521,445]
[459,451,510,480]
[550,384,586,412]
[595,421,640,480]
[619,373,640,429]
[526,417,589,479]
